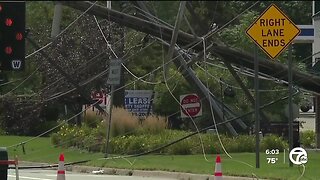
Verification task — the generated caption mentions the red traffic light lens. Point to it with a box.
[5,18,13,26]
[5,46,13,54]
[0,5,2,12]
[16,32,23,40]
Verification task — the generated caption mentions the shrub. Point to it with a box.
[219,136,238,153]
[108,107,140,137]
[300,130,316,148]
[196,133,220,154]
[260,134,288,151]
[189,133,227,154]
[52,121,289,155]
[51,133,60,146]
[31,121,59,136]
[140,115,168,134]
[235,135,255,152]
[168,140,192,155]
[83,134,104,152]
[127,135,148,154]
[51,124,88,148]
[0,128,7,135]
[83,110,103,128]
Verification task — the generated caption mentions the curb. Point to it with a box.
[17,161,265,179]
[69,165,259,180]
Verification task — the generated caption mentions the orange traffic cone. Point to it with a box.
[214,155,222,180]
[57,153,65,180]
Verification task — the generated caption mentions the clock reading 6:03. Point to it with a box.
[265,149,280,155]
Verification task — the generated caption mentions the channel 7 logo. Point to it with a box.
[289,147,308,165]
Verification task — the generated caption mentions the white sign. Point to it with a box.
[125,90,154,117]
[180,93,202,118]
[90,90,111,112]
[11,60,22,69]
[107,59,122,85]
[289,147,308,165]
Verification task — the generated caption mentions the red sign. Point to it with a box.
[180,94,202,118]
[91,90,108,106]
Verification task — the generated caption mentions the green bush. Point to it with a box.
[51,124,89,148]
[300,130,316,148]
[196,134,218,154]
[219,136,238,153]
[260,134,288,151]
[51,123,289,155]
[82,134,104,152]
[0,128,7,135]
[168,140,192,155]
[51,133,60,146]
[235,135,255,152]
[83,111,103,128]
[31,121,59,136]
[140,115,168,134]
[109,108,140,137]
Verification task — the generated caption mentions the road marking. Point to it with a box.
[8,174,52,180]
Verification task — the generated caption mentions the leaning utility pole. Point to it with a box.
[313,0,320,149]
[60,1,320,95]
[112,1,125,108]
[164,1,186,79]
[132,1,240,135]
[51,2,62,38]
[104,1,113,158]
[51,1,72,117]
[51,2,83,125]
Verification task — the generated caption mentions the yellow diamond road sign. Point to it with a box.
[246,4,301,59]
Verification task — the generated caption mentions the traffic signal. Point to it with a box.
[0,2,25,71]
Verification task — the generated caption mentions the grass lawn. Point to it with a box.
[1,135,319,180]
[87,153,319,180]
[0,135,103,163]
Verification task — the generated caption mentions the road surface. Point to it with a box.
[8,169,176,180]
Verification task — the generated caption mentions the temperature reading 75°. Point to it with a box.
[267,157,278,164]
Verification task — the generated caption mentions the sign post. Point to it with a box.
[246,3,301,168]
[288,44,293,167]
[254,44,260,168]
[105,58,122,158]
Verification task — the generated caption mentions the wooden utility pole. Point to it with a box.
[164,1,186,78]
[60,1,320,94]
[51,2,62,38]
[316,96,320,148]
[313,0,320,149]
[184,2,271,127]
[112,1,125,108]
[132,1,241,135]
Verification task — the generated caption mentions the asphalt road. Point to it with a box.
[8,169,176,180]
